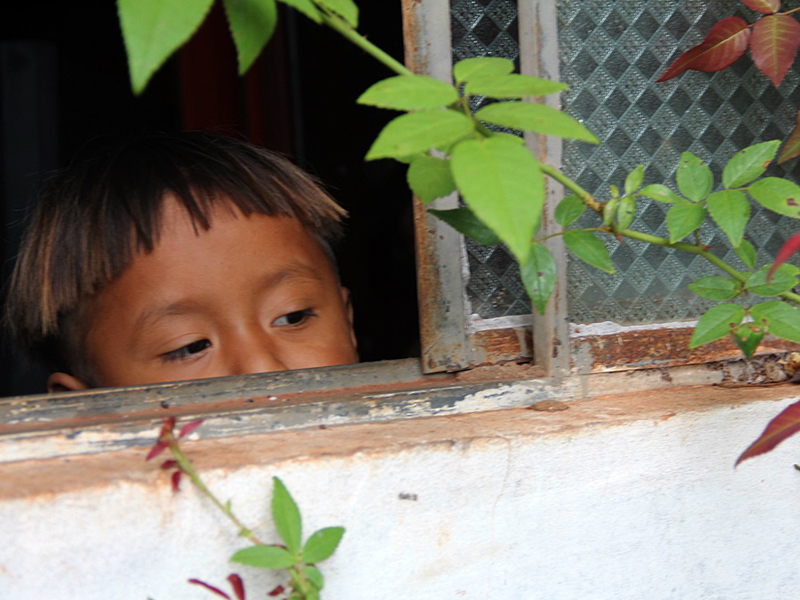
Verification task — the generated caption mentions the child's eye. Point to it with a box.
[162,339,211,361]
[272,309,317,327]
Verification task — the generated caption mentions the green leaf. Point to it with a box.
[118,0,214,94]
[453,57,514,83]
[706,189,750,248]
[488,131,525,145]
[563,230,615,274]
[474,102,599,143]
[676,152,713,202]
[315,0,358,27]
[365,110,474,160]
[624,165,645,196]
[231,545,297,570]
[222,0,277,75]
[305,566,324,590]
[731,322,765,358]
[427,207,501,245]
[278,0,322,23]
[744,263,800,296]
[722,140,781,188]
[358,75,459,111]
[688,276,739,301]
[520,243,557,315]
[464,74,566,98]
[666,202,707,243]
[751,300,800,343]
[450,137,544,262]
[602,197,618,227]
[408,156,456,204]
[272,477,302,555]
[748,177,800,219]
[554,194,585,228]
[735,239,757,269]
[689,303,745,347]
[616,196,636,231]
[640,184,685,204]
[302,527,345,563]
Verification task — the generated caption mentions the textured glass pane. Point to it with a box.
[559,0,800,324]
[451,0,526,319]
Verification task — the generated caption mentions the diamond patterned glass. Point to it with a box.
[560,0,800,324]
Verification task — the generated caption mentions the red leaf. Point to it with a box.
[160,459,178,470]
[179,418,204,439]
[751,14,800,86]
[779,109,800,164]
[767,231,800,280]
[146,441,169,462]
[171,470,182,492]
[740,0,780,15]
[736,399,800,465]
[227,574,246,600]
[188,579,232,599]
[657,17,751,82]
[268,585,286,597]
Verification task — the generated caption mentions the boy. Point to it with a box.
[5,132,358,391]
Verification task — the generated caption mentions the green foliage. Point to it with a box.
[676,152,713,202]
[453,56,514,83]
[731,322,765,358]
[279,0,323,23]
[744,264,800,296]
[722,140,781,188]
[520,244,557,315]
[554,194,585,228]
[688,276,740,301]
[302,527,345,563]
[748,177,800,218]
[563,231,615,274]
[690,304,746,348]
[408,156,456,204]
[464,74,566,98]
[624,165,644,196]
[223,0,278,74]
[616,196,636,231]
[426,208,500,245]
[272,476,303,555]
[316,0,359,27]
[231,545,297,569]
[666,202,706,243]
[751,300,800,343]
[640,184,685,204]
[735,240,758,269]
[706,189,750,248]
[365,110,473,160]
[474,103,598,142]
[358,75,459,110]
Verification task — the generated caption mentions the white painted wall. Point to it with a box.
[3,388,800,599]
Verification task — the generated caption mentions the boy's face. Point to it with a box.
[48,196,358,391]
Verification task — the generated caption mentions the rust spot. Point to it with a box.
[787,197,798,206]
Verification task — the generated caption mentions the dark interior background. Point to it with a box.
[0,1,419,396]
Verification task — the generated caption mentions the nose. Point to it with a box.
[225,329,288,376]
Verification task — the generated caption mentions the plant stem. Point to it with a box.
[539,163,603,213]
[320,13,413,77]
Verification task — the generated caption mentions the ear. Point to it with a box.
[47,372,90,393]
[340,286,357,351]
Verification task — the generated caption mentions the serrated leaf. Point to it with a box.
[676,152,713,201]
[118,0,214,94]
[706,189,750,247]
[408,156,456,204]
[464,74,567,98]
[748,177,800,219]
[358,75,458,110]
[231,545,297,570]
[779,108,800,164]
[520,243,557,315]
[305,566,324,590]
[450,137,544,261]
[316,0,357,27]
[736,398,800,466]
[475,102,599,143]
[365,110,474,160]
[616,196,636,230]
[745,263,800,296]
[223,0,277,75]
[666,202,707,243]
[657,17,751,82]
[768,231,800,280]
[689,303,745,347]
[563,230,615,273]
[302,527,345,563]
[278,0,322,23]
[640,184,686,204]
[750,14,800,87]
[624,165,644,196]
[735,239,757,269]
[731,322,766,358]
[751,300,800,343]
[740,0,780,14]
[723,140,781,188]
[554,194,585,227]
[272,477,302,555]
[688,275,740,301]
[427,207,501,245]
[453,57,514,83]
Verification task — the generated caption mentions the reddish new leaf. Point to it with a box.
[751,14,800,86]
[268,585,286,597]
[736,399,800,465]
[740,0,780,15]
[779,108,800,164]
[146,440,169,461]
[227,574,245,600]
[171,470,182,492]
[178,418,204,439]
[159,459,178,470]
[767,231,800,280]
[188,579,232,599]
[657,17,751,82]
